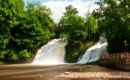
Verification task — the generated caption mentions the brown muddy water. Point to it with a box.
[0,64,130,80]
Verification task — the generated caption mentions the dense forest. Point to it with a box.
[0,0,129,64]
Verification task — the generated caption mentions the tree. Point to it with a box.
[0,1,55,63]
[59,5,87,40]
[58,4,100,62]
[0,0,25,62]
[9,3,55,62]
[26,3,55,30]
[64,5,78,16]
[84,14,98,39]
[97,0,130,53]
[0,0,24,50]
[59,14,86,40]
[59,5,89,62]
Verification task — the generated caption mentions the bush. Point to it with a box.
[18,49,31,61]
[0,51,8,60]
[0,62,4,64]
[71,52,79,62]
[66,40,95,62]
[59,33,69,39]
[81,41,95,55]
[8,50,18,61]
[85,41,95,49]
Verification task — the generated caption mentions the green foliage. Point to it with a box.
[59,7,86,62]
[0,0,128,64]
[60,33,69,39]
[58,5,99,62]
[0,35,10,50]
[8,50,18,61]
[59,14,86,41]
[0,0,24,52]
[82,41,95,53]
[0,62,4,64]
[0,0,55,63]
[85,14,98,38]
[97,0,130,53]
[19,50,31,61]
[71,52,79,62]
[66,40,95,62]
[0,51,8,60]
[64,5,78,15]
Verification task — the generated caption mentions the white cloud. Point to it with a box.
[42,0,99,23]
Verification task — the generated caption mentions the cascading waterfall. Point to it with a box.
[32,33,107,65]
[77,33,108,64]
[32,39,67,65]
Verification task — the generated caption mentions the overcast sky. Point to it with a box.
[24,0,99,23]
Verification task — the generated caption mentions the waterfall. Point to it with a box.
[32,39,67,65]
[77,33,108,64]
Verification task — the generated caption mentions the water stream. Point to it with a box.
[32,34,108,65]
[77,33,108,64]
[32,39,67,65]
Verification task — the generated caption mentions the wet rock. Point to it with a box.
[64,72,70,74]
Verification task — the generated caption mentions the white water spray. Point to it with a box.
[32,39,67,65]
[77,33,108,64]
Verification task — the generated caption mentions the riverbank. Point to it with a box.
[57,72,130,79]
[0,64,130,80]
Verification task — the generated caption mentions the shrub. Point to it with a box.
[18,49,31,61]
[0,51,8,60]
[0,62,4,64]
[8,50,18,61]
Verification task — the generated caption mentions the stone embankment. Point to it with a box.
[100,52,130,71]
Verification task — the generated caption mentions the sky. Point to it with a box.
[24,0,99,23]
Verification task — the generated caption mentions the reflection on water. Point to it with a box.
[0,64,129,80]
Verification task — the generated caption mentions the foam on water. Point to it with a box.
[32,39,67,65]
[77,33,108,64]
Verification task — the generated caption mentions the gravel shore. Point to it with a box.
[57,72,130,79]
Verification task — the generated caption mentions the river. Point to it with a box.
[0,64,130,80]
